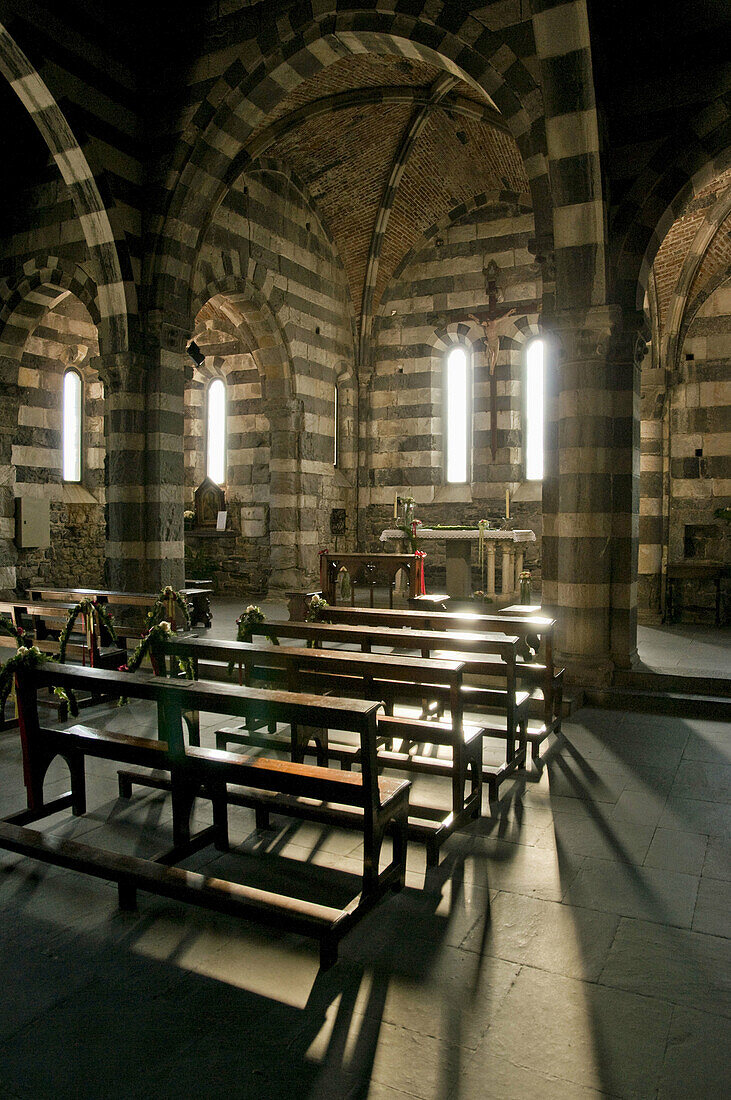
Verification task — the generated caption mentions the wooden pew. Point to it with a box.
[319,552,420,607]
[164,635,486,861]
[29,585,213,631]
[245,619,528,789]
[304,603,564,760]
[2,662,409,966]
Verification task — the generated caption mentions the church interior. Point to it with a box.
[0,2,728,1097]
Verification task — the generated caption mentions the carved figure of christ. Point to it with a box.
[468,304,516,459]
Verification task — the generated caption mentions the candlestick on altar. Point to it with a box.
[505,489,510,519]
[394,494,398,519]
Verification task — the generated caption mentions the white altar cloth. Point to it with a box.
[379,527,536,598]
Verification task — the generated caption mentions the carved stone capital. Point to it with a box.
[546,305,646,365]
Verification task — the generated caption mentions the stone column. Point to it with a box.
[0,357,19,593]
[266,397,305,592]
[99,352,147,591]
[501,544,514,597]
[486,543,496,597]
[99,323,187,592]
[143,321,187,591]
[543,306,643,682]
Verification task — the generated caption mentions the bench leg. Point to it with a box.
[67,754,87,816]
[255,805,271,830]
[210,781,229,851]
[320,937,338,970]
[391,809,408,891]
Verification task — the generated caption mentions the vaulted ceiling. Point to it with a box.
[238,53,529,334]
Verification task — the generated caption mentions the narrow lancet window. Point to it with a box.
[207,378,226,485]
[333,379,339,467]
[63,369,82,482]
[525,339,544,480]
[445,345,470,483]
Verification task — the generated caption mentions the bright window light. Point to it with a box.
[446,346,469,483]
[63,370,82,482]
[207,378,226,485]
[525,339,544,481]
[333,380,339,467]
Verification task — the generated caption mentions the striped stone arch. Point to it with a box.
[0,22,130,355]
[663,187,731,373]
[152,4,567,315]
[191,275,295,403]
[0,257,100,363]
[613,128,731,311]
[431,321,486,355]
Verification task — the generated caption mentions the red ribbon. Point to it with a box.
[415,550,427,595]
[319,548,329,557]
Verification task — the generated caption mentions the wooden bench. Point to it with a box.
[319,552,421,607]
[30,585,213,631]
[246,619,529,790]
[3,662,409,966]
[164,635,486,861]
[304,603,564,761]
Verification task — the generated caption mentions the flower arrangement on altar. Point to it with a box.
[58,596,119,665]
[183,509,195,528]
[0,644,77,717]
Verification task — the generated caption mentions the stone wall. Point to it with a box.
[12,296,105,593]
[668,282,731,619]
[190,166,357,593]
[361,199,543,592]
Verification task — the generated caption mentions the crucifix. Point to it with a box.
[469,260,516,460]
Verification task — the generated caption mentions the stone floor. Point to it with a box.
[636,621,731,679]
[0,601,728,1098]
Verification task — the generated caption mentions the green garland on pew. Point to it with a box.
[118,621,195,706]
[0,615,32,648]
[229,605,278,676]
[58,597,119,664]
[0,645,78,718]
[144,585,191,633]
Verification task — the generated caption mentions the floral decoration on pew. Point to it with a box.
[118,620,195,706]
[229,604,279,676]
[145,585,191,633]
[58,597,120,666]
[305,593,331,648]
[0,616,32,648]
[0,645,78,717]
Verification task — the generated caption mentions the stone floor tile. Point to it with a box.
[609,788,669,829]
[691,875,731,937]
[598,916,731,1017]
[702,835,731,880]
[538,810,655,865]
[644,828,708,875]
[455,1050,609,1099]
[562,857,699,928]
[657,1005,730,1099]
[682,729,731,765]
[671,759,731,804]
[472,964,672,1097]
[468,835,581,902]
[460,890,620,981]
[657,795,731,839]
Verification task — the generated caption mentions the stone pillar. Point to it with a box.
[0,357,19,593]
[99,325,187,592]
[143,322,187,591]
[543,306,643,682]
[501,545,513,596]
[100,353,147,591]
[486,543,496,597]
[266,397,305,591]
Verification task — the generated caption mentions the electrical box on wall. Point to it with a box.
[15,497,50,548]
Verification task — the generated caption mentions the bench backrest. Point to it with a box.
[251,618,520,665]
[14,662,385,812]
[165,635,466,725]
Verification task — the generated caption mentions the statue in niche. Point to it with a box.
[194,477,226,528]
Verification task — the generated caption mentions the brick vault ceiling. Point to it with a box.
[652,167,731,337]
[240,52,527,329]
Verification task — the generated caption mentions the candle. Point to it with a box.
[394,494,398,519]
[505,489,510,519]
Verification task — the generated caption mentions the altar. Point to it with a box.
[380,527,536,599]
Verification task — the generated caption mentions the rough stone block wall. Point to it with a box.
[669,282,731,620]
[362,200,542,592]
[12,297,105,593]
